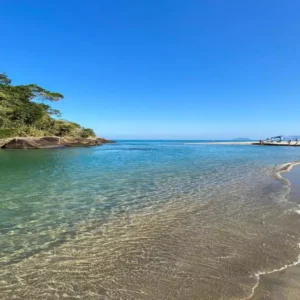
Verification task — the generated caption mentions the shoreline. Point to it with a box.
[186,141,300,147]
[248,162,300,299]
[185,141,255,145]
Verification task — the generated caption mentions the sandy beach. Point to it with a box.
[185,141,255,145]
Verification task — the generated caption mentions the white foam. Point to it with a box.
[245,244,300,299]
[276,161,300,180]
[244,162,300,299]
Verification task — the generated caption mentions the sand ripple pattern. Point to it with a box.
[1,142,300,299]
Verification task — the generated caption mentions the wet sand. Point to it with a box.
[252,165,300,300]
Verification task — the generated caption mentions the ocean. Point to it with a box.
[1,140,300,299]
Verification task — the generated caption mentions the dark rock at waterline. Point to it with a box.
[97,137,116,144]
[2,138,40,149]
[1,136,115,149]
[2,137,64,149]
[61,137,115,147]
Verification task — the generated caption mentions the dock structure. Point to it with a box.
[253,135,300,146]
[252,141,300,146]
[195,136,300,146]
[252,142,300,146]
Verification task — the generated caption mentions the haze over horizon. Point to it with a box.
[1,0,300,139]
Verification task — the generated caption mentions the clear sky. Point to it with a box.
[1,0,300,139]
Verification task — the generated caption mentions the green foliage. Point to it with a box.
[0,73,11,85]
[26,84,64,101]
[52,120,81,137]
[0,128,18,138]
[0,73,96,138]
[15,126,45,137]
[80,128,96,138]
[11,102,45,125]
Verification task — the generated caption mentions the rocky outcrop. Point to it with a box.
[2,138,40,149]
[1,136,115,149]
[97,137,115,144]
[0,138,12,148]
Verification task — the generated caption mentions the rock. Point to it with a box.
[97,137,116,144]
[0,138,12,148]
[2,138,40,149]
[40,136,61,145]
[1,136,115,149]
[61,137,100,147]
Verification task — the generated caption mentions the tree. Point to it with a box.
[81,128,96,138]
[11,102,45,125]
[26,84,64,101]
[39,103,62,117]
[0,73,11,85]
[0,72,95,139]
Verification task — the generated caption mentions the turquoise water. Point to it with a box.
[1,141,300,299]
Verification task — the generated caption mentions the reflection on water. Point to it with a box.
[1,141,300,299]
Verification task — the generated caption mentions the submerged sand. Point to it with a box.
[1,158,300,299]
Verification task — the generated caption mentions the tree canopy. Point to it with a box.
[0,73,96,138]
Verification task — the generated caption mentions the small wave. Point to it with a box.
[245,243,300,300]
[276,161,300,179]
[273,161,300,204]
[244,161,300,299]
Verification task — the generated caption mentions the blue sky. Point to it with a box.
[1,0,300,139]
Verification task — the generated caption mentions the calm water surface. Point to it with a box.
[1,141,300,299]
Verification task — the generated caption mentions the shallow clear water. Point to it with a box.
[1,141,300,299]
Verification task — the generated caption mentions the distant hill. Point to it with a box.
[233,138,252,141]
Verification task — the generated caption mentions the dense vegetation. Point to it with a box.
[0,73,96,139]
